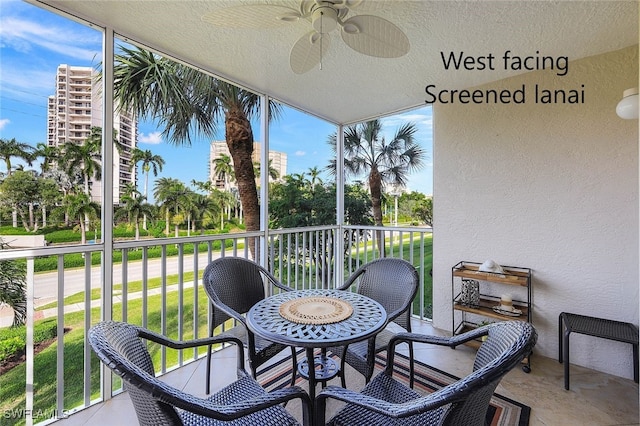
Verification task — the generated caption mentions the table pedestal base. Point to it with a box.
[298,353,339,384]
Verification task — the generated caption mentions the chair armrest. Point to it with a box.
[336,264,366,291]
[210,298,250,328]
[389,327,489,350]
[385,327,490,373]
[316,382,465,421]
[258,264,296,292]
[137,328,245,370]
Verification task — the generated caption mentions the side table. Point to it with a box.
[558,312,639,390]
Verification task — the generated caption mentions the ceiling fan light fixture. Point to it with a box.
[309,32,322,44]
[342,22,360,34]
[312,6,338,33]
[277,13,300,22]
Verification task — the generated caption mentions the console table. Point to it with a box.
[559,312,638,390]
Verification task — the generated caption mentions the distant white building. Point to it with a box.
[209,141,287,190]
[47,64,137,204]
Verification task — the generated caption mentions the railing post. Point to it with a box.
[25,258,34,426]
[335,124,345,288]
[100,25,115,403]
[259,93,269,269]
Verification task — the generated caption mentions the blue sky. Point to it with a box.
[0,0,433,201]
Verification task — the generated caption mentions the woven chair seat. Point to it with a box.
[327,373,445,426]
[179,375,299,425]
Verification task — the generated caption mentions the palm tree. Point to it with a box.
[130,148,164,231]
[62,127,102,196]
[307,166,323,187]
[131,148,165,199]
[0,138,34,177]
[0,239,27,327]
[0,138,35,227]
[112,45,282,258]
[212,153,234,191]
[153,177,190,237]
[328,119,425,254]
[190,179,214,194]
[253,158,279,181]
[185,192,219,234]
[115,189,154,240]
[34,143,60,174]
[213,154,236,220]
[63,193,100,244]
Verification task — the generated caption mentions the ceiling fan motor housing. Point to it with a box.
[312,5,339,33]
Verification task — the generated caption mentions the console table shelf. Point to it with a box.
[452,261,533,372]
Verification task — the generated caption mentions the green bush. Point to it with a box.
[45,229,82,244]
[33,240,236,272]
[0,227,44,236]
[0,319,58,363]
[0,337,23,360]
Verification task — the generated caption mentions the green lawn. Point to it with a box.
[0,287,217,426]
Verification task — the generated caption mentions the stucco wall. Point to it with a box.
[432,45,639,379]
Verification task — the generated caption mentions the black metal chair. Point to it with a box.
[203,257,297,394]
[316,320,537,426]
[328,258,419,388]
[88,321,311,426]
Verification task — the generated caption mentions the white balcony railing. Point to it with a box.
[0,225,432,425]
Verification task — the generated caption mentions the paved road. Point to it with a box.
[0,252,221,327]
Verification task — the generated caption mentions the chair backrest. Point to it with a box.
[202,257,269,328]
[345,258,419,330]
[441,321,537,426]
[88,321,183,425]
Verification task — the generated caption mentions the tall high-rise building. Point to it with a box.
[47,64,137,204]
[209,141,287,190]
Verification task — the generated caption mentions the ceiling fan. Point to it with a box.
[202,0,410,74]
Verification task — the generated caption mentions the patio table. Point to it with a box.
[246,289,387,404]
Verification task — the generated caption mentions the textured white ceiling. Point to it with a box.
[34,0,638,125]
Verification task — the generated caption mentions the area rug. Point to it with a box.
[258,350,530,426]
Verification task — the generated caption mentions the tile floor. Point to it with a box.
[57,320,639,425]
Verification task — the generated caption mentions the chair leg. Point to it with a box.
[290,346,298,387]
[205,320,214,394]
[408,341,415,388]
[250,358,258,379]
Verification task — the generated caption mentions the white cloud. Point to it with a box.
[0,119,10,130]
[1,67,55,95]
[138,132,163,145]
[294,150,306,156]
[0,17,101,62]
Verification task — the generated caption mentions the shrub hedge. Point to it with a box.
[0,319,58,363]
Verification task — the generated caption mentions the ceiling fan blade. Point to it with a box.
[341,15,410,58]
[331,0,365,9]
[290,31,331,74]
[202,4,302,29]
